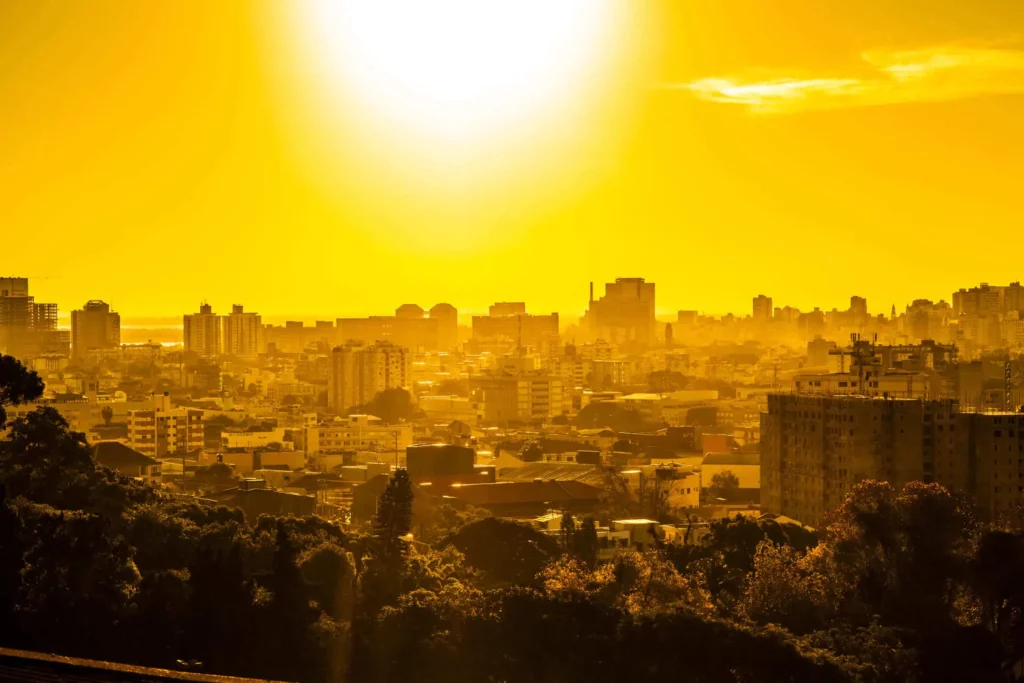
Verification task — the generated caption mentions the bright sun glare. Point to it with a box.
[302,0,614,142]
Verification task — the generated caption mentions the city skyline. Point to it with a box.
[3,1,1024,318]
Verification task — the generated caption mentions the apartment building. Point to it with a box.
[327,342,410,413]
[762,393,1024,525]
[127,394,204,459]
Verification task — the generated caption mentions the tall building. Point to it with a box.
[71,300,120,358]
[327,342,410,414]
[127,393,204,459]
[752,295,773,323]
[0,277,68,360]
[583,278,656,348]
[183,303,221,358]
[762,394,1024,526]
[223,304,263,359]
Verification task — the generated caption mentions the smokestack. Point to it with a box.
[589,281,593,305]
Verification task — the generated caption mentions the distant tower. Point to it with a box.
[891,304,897,319]
[665,323,674,349]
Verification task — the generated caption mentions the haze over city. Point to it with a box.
[3,2,1024,683]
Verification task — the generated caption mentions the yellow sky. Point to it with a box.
[2,1,1023,321]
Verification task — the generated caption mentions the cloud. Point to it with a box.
[674,46,1024,113]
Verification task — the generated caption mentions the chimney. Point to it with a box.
[589,282,594,305]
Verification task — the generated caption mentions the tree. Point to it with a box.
[101,405,115,426]
[442,517,560,587]
[0,354,44,428]
[708,470,740,502]
[574,517,599,569]
[575,402,660,432]
[560,511,577,553]
[373,469,414,562]
[353,388,417,424]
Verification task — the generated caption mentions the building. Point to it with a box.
[315,414,413,455]
[327,341,411,414]
[752,295,773,323]
[336,303,458,352]
[70,300,120,358]
[222,304,262,359]
[471,303,560,354]
[183,302,221,357]
[583,278,656,348]
[474,371,570,424]
[760,393,1017,526]
[0,278,68,361]
[92,441,162,484]
[405,443,479,485]
[419,395,479,425]
[701,452,760,495]
[127,393,204,459]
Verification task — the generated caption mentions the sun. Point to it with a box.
[299,0,615,142]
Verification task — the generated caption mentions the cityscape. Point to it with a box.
[3,1,1024,682]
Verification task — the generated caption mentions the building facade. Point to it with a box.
[70,300,120,358]
[762,393,1024,525]
[327,342,411,413]
[222,304,263,359]
[183,303,222,357]
[127,394,204,459]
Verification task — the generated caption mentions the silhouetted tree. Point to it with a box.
[708,470,740,502]
[0,354,43,428]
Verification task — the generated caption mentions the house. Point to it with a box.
[92,441,161,484]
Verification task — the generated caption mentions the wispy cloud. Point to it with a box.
[674,46,1024,113]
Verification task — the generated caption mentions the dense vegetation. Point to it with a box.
[2,354,1024,682]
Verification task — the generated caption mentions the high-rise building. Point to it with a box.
[583,278,656,348]
[71,300,120,357]
[752,295,773,323]
[127,393,204,459]
[183,303,222,358]
[223,304,263,359]
[0,278,68,360]
[327,342,410,414]
[762,394,1024,526]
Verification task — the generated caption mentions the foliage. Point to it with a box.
[350,388,418,424]
[442,517,560,587]
[574,401,663,432]
[708,469,740,502]
[1,344,1021,683]
[0,354,44,427]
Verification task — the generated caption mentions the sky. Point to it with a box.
[2,1,1023,322]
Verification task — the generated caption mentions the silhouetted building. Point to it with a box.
[583,278,656,348]
[336,303,458,351]
[0,277,68,360]
[71,300,120,358]
[752,295,773,323]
